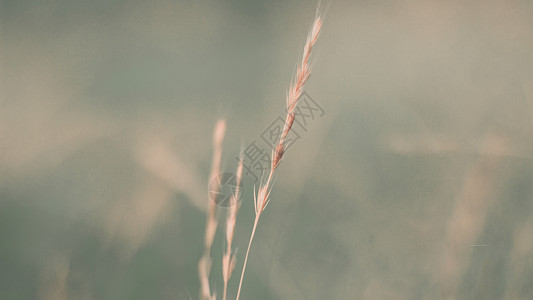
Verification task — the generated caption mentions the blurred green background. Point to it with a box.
[1,0,533,299]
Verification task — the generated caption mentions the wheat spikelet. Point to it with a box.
[235,10,323,300]
[199,119,226,300]
[222,155,243,300]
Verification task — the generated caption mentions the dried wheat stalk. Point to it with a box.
[235,12,323,300]
[199,119,226,300]
[222,156,244,300]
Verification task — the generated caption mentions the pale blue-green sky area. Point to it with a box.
[1,0,533,299]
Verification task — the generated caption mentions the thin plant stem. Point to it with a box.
[235,214,260,300]
[223,283,228,300]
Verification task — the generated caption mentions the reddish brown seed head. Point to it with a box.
[272,144,285,170]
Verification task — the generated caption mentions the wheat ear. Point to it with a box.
[199,119,226,300]
[235,12,322,300]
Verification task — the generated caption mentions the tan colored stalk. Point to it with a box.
[222,156,243,300]
[199,119,226,300]
[235,13,322,300]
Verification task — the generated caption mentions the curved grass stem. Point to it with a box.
[235,214,260,300]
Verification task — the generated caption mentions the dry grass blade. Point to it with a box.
[235,11,323,300]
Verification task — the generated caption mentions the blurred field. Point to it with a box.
[1,0,533,299]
